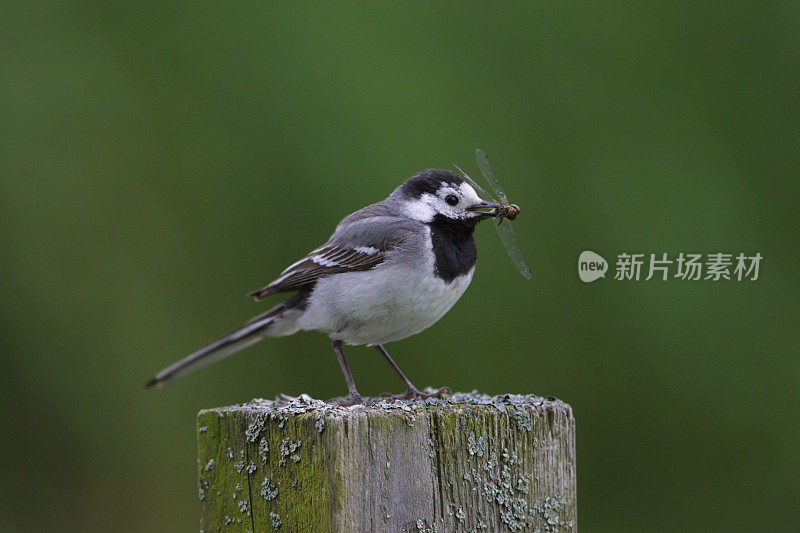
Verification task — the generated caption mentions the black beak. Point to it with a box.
[467,200,503,218]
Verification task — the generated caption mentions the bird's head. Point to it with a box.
[393,169,502,223]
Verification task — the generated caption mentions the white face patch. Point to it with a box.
[401,194,438,222]
[402,180,486,222]
[458,182,484,207]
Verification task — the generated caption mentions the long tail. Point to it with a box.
[146,295,304,388]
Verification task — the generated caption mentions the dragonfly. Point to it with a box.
[454,148,532,279]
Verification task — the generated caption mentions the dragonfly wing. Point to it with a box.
[453,163,495,202]
[476,148,509,204]
[495,219,532,279]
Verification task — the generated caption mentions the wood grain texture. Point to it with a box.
[197,392,576,532]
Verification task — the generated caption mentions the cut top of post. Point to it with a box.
[197,391,576,532]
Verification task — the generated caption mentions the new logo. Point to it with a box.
[578,251,608,283]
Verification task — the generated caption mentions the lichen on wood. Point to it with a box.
[198,391,576,532]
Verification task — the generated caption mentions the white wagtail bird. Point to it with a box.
[146,169,509,404]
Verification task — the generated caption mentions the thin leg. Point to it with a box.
[374,344,418,393]
[374,344,449,400]
[331,339,365,405]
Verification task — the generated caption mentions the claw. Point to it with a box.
[275,393,314,403]
[381,386,451,402]
[327,393,367,406]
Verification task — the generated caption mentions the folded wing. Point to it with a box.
[248,214,417,300]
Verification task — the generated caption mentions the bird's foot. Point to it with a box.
[275,393,314,403]
[327,393,367,406]
[381,386,451,402]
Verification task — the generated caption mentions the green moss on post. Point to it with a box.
[198,392,576,532]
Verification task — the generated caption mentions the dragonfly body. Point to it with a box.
[500,203,520,221]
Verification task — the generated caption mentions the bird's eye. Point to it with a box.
[444,194,459,206]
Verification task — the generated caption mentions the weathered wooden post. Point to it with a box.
[197,392,576,532]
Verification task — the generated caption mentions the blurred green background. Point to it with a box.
[2,1,798,531]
